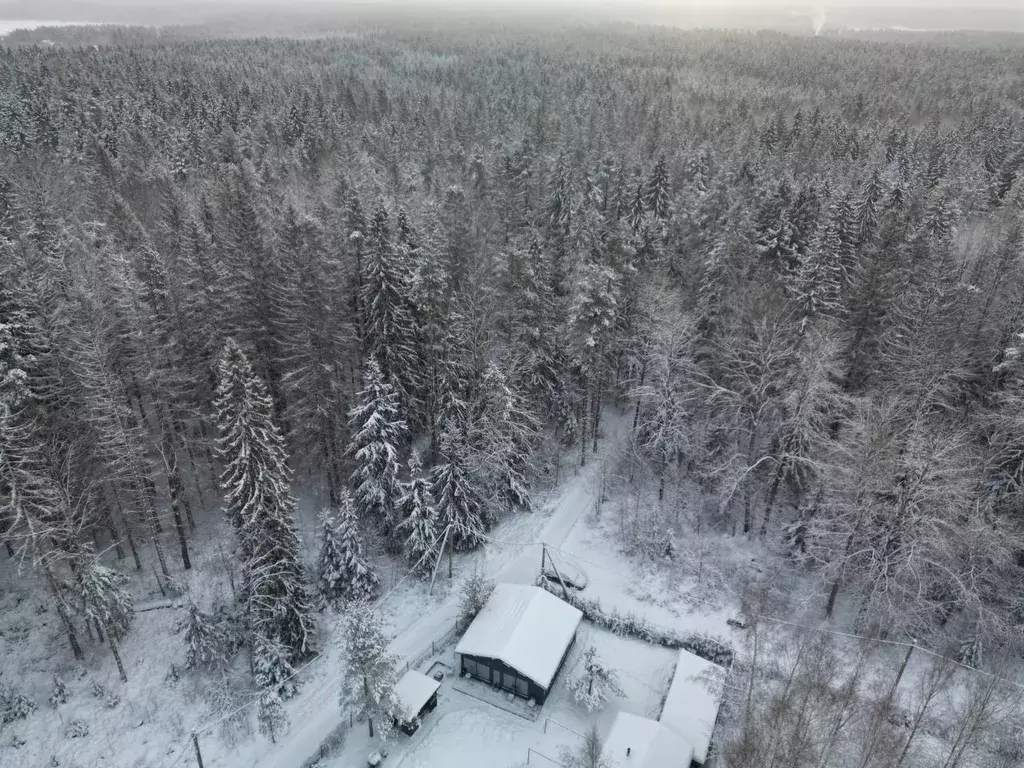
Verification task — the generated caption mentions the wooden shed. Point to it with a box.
[392,670,440,735]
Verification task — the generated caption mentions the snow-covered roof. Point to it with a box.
[601,712,694,768]
[392,670,441,723]
[455,583,583,689]
[659,650,726,765]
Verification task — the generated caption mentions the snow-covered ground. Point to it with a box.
[0,409,744,768]
[322,621,677,768]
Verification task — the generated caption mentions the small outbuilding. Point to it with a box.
[659,649,727,766]
[601,711,694,768]
[392,670,441,735]
[455,583,583,704]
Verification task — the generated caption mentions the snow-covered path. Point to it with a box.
[250,415,625,768]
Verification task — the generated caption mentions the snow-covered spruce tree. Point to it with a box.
[184,602,232,670]
[278,207,350,505]
[257,687,288,744]
[317,493,379,606]
[72,556,134,682]
[503,237,565,421]
[253,631,297,701]
[214,339,314,685]
[347,356,407,536]
[432,427,485,551]
[342,605,399,740]
[466,362,537,516]
[567,645,625,712]
[570,252,620,465]
[645,154,672,221]
[360,203,419,412]
[395,450,438,575]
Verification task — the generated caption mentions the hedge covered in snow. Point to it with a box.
[535,578,733,667]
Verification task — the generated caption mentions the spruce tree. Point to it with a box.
[214,340,314,686]
[361,204,418,411]
[347,357,407,534]
[257,688,289,744]
[343,605,399,740]
[395,450,438,575]
[183,602,234,670]
[432,428,485,550]
[645,155,672,220]
[317,494,379,605]
[467,362,536,515]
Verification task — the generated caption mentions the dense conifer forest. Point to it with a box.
[2,19,1024,768]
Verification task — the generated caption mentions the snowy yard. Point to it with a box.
[323,622,678,768]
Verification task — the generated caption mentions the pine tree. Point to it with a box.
[347,357,407,534]
[567,646,625,712]
[214,340,314,682]
[343,605,399,740]
[395,450,438,575]
[317,494,379,605]
[432,428,485,550]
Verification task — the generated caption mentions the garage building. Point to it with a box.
[455,583,583,705]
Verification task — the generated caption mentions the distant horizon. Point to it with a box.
[1,1,1022,34]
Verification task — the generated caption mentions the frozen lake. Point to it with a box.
[0,20,95,36]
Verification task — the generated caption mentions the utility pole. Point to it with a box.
[543,544,571,600]
[428,525,452,597]
[192,732,205,768]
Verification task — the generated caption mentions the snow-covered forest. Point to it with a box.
[3,16,1024,768]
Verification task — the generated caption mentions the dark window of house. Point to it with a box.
[463,658,477,677]
[516,677,529,697]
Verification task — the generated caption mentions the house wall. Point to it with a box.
[460,653,547,702]
[458,629,578,706]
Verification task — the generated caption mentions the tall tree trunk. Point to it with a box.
[45,565,83,660]
[108,628,128,683]
[162,425,193,570]
[174,416,206,518]
[760,463,785,537]
[104,506,125,560]
[114,491,143,572]
[363,675,375,738]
